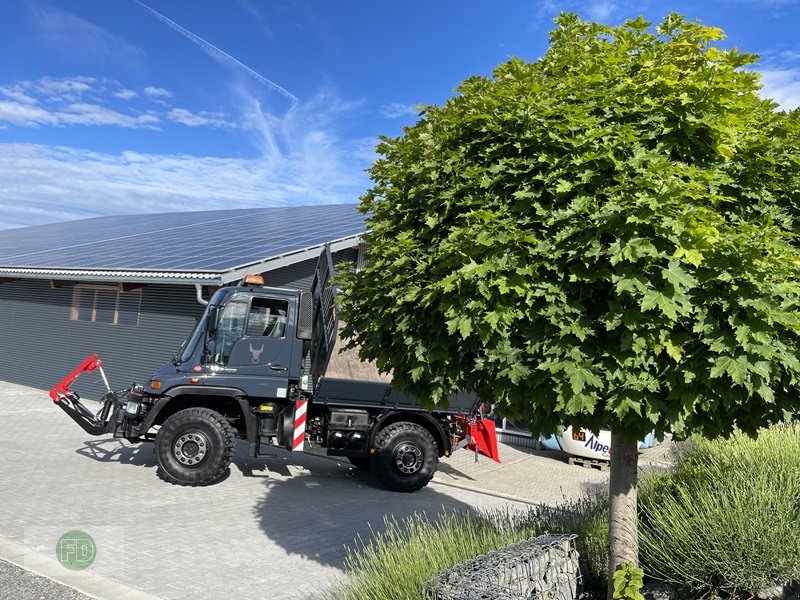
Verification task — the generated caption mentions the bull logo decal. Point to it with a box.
[249,344,264,364]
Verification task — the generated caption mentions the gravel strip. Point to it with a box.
[0,558,92,600]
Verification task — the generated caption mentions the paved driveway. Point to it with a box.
[0,381,545,600]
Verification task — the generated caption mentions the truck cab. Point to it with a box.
[148,284,305,402]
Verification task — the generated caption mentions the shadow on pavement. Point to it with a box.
[251,454,478,569]
[435,462,477,481]
[579,479,608,499]
[76,439,156,467]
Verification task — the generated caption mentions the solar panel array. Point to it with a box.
[0,204,366,273]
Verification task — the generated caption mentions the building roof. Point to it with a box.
[0,204,366,285]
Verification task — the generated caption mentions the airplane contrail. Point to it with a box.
[134,0,300,104]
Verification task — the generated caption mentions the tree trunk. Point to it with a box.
[607,431,639,599]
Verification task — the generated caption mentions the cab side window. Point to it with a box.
[246,298,288,338]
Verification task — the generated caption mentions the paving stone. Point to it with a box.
[0,379,654,599]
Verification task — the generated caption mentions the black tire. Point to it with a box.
[154,407,236,486]
[372,422,438,492]
[347,456,372,470]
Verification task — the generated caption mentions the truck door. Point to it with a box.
[212,293,294,399]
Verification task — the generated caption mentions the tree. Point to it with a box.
[338,13,800,597]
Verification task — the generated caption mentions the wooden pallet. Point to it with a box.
[568,456,610,471]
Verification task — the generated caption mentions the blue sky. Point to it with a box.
[1,0,799,229]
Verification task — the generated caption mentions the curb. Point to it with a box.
[429,479,549,507]
[0,535,160,600]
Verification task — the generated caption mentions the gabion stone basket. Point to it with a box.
[424,534,581,600]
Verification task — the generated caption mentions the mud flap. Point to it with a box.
[466,418,501,463]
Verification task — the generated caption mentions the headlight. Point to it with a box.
[124,398,141,415]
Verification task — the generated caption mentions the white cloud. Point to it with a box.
[29,2,144,64]
[113,89,137,100]
[759,68,800,110]
[238,0,273,38]
[0,80,374,229]
[167,107,235,128]
[235,85,367,187]
[0,77,236,130]
[36,76,95,97]
[585,1,617,22]
[144,86,172,99]
[60,103,160,128]
[0,141,373,229]
[380,102,419,119]
[776,50,800,62]
[1,76,98,105]
[532,1,645,26]
[0,101,60,127]
[0,86,38,105]
[0,98,159,129]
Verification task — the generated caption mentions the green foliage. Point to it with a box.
[325,497,609,600]
[338,12,800,440]
[639,424,800,594]
[612,562,645,600]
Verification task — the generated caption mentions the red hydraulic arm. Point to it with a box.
[49,354,103,403]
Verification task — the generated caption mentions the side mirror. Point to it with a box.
[297,292,313,340]
[207,305,219,334]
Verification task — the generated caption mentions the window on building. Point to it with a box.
[71,286,142,326]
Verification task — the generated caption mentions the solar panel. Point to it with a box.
[0,204,366,273]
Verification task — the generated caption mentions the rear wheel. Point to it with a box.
[372,422,438,492]
[154,407,236,486]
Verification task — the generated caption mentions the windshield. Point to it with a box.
[179,313,208,364]
[178,288,233,364]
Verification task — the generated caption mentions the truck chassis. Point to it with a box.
[48,247,499,492]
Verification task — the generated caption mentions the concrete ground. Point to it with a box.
[0,380,664,600]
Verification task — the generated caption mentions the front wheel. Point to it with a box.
[372,422,438,492]
[154,407,236,486]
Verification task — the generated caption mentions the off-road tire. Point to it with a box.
[347,456,372,470]
[372,422,438,492]
[154,407,236,486]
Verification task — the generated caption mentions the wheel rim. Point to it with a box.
[173,430,209,466]
[394,442,424,474]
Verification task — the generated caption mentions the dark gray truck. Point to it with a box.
[49,246,499,492]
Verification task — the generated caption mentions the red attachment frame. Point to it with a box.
[467,418,501,463]
[49,354,103,403]
[453,414,502,463]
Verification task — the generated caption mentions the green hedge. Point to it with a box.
[639,424,800,595]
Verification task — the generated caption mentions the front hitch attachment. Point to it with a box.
[49,354,121,436]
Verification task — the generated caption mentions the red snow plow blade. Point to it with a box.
[466,418,501,463]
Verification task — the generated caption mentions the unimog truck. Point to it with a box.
[49,246,499,492]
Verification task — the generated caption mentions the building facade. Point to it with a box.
[0,205,364,400]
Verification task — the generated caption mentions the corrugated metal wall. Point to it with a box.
[0,248,357,399]
[0,280,203,400]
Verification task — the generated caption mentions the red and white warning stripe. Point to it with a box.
[291,399,307,451]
